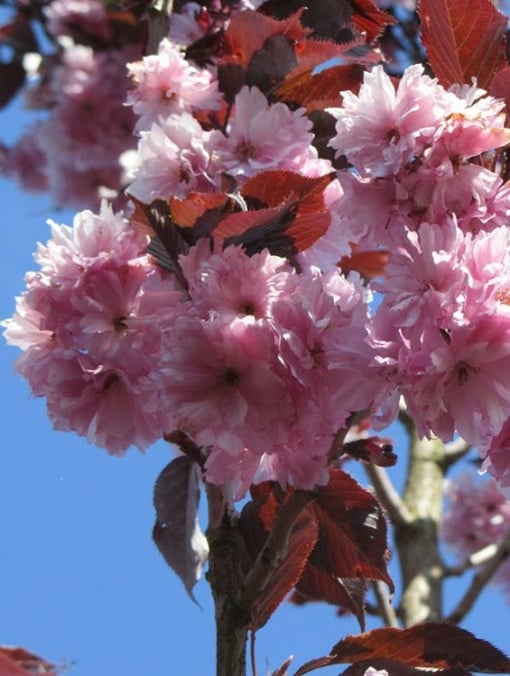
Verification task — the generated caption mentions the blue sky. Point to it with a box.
[1,91,510,676]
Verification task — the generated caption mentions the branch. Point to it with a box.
[147,0,174,54]
[443,542,501,577]
[242,490,315,606]
[364,463,411,527]
[442,438,471,469]
[371,579,400,628]
[445,529,510,624]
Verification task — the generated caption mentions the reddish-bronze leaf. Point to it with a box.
[251,510,319,630]
[339,247,390,278]
[240,171,333,253]
[272,655,294,676]
[170,192,232,228]
[220,9,309,68]
[419,0,507,90]
[342,437,397,467]
[0,646,56,675]
[293,565,368,628]
[277,64,365,110]
[259,0,393,43]
[349,0,397,42]
[490,65,510,120]
[240,485,318,629]
[291,469,392,627]
[129,197,191,287]
[309,468,393,589]
[247,35,298,96]
[212,203,300,260]
[218,9,309,99]
[295,624,510,674]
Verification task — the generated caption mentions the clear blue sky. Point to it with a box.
[1,92,510,676]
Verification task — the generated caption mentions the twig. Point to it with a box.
[364,463,411,527]
[147,0,174,54]
[371,580,399,627]
[445,529,510,624]
[442,438,471,469]
[443,542,500,577]
[242,490,315,605]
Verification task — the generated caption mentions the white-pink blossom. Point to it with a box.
[127,38,221,133]
[329,64,450,176]
[3,204,181,454]
[127,112,214,202]
[208,86,325,181]
[162,314,293,455]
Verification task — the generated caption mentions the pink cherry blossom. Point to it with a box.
[207,86,326,181]
[44,355,168,454]
[0,128,48,193]
[328,64,450,177]
[3,203,181,454]
[182,244,294,320]
[443,472,510,598]
[127,113,214,202]
[127,38,221,133]
[162,314,293,455]
[44,0,112,41]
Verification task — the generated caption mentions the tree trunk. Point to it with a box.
[395,422,445,626]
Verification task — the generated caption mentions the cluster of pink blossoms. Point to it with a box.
[328,65,510,486]
[3,203,181,453]
[4,205,389,495]
[6,1,510,499]
[0,0,141,208]
[443,473,510,597]
[126,37,330,203]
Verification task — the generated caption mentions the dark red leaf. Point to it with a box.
[419,0,507,90]
[251,510,319,630]
[0,646,56,675]
[240,490,280,562]
[220,9,309,68]
[259,0,393,43]
[292,469,392,624]
[238,171,333,254]
[349,0,396,42]
[218,9,309,100]
[293,565,368,628]
[342,437,397,467]
[240,486,318,629]
[152,456,208,602]
[213,203,300,260]
[277,64,365,111]
[129,197,190,287]
[170,192,232,228]
[272,655,294,676]
[490,66,510,120]
[339,247,390,278]
[0,61,25,108]
[246,35,298,96]
[294,624,510,674]
[310,469,393,589]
